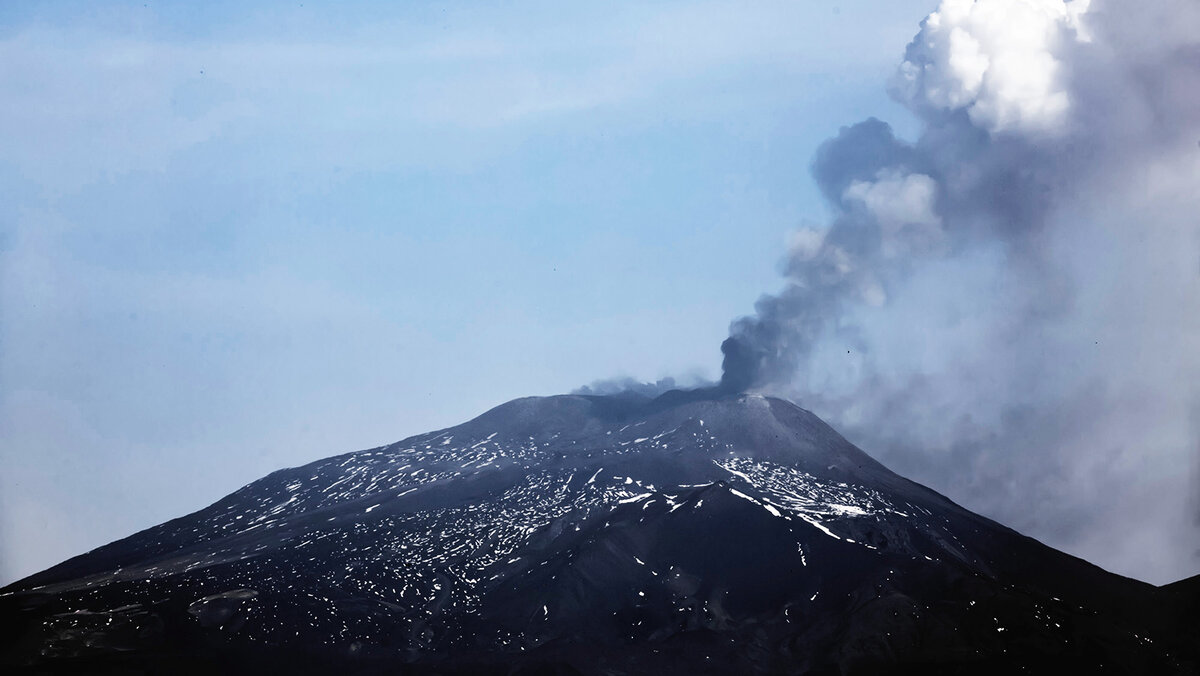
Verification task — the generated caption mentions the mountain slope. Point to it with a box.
[1,392,1193,674]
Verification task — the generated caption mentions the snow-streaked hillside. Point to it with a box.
[2,392,1194,674]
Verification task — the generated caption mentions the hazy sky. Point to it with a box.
[3,0,1197,587]
[0,1,926,585]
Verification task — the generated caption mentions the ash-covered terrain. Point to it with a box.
[2,391,1197,674]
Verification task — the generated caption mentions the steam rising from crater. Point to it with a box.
[716,0,1200,582]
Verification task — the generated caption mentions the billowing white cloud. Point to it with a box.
[891,0,1091,135]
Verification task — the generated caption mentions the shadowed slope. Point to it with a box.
[2,392,1194,674]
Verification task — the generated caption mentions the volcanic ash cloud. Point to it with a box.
[720,0,1200,583]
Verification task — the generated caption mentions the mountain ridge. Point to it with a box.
[2,391,1194,674]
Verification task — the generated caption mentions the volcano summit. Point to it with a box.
[2,391,1196,674]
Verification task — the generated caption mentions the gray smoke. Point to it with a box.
[574,376,702,398]
[720,0,1200,583]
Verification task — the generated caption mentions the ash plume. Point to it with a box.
[719,0,1200,582]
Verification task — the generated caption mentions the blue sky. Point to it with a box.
[0,1,932,583]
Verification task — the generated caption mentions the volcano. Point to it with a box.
[2,392,1196,674]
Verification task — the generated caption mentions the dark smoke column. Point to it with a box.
[707,0,1200,587]
[719,317,787,393]
[713,115,926,396]
[718,306,796,393]
[718,335,760,393]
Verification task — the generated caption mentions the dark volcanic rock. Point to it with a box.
[1,392,1195,674]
